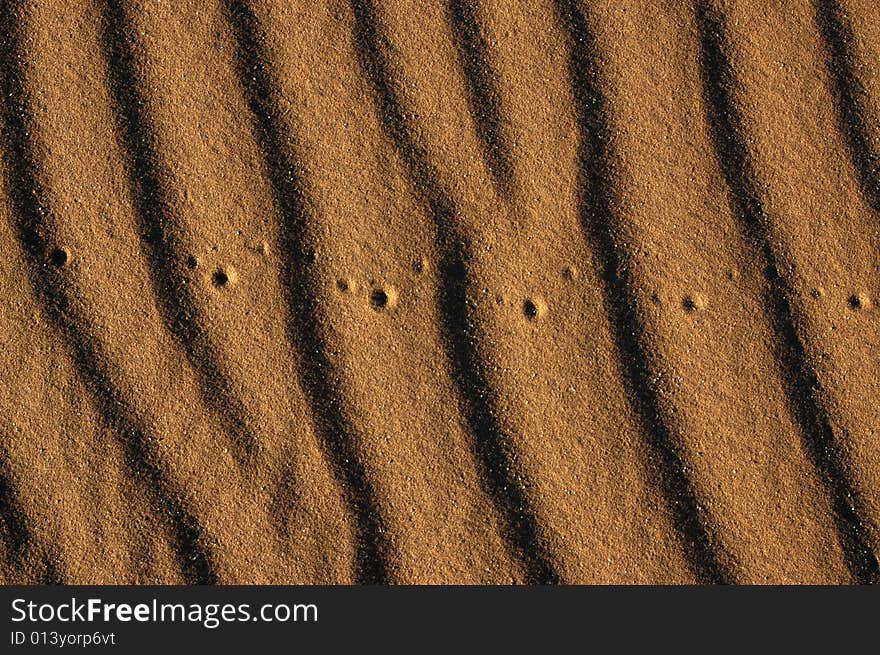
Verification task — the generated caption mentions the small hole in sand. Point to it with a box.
[337,279,351,293]
[683,294,706,312]
[413,258,426,274]
[848,293,870,311]
[562,265,579,282]
[370,289,389,309]
[369,285,398,311]
[186,255,198,269]
[212,268,230,288]
[523,297,547,321]
[49,248,69,267]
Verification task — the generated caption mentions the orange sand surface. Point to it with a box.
[1,0,879,584]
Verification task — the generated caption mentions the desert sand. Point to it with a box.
[0,0,878,584]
